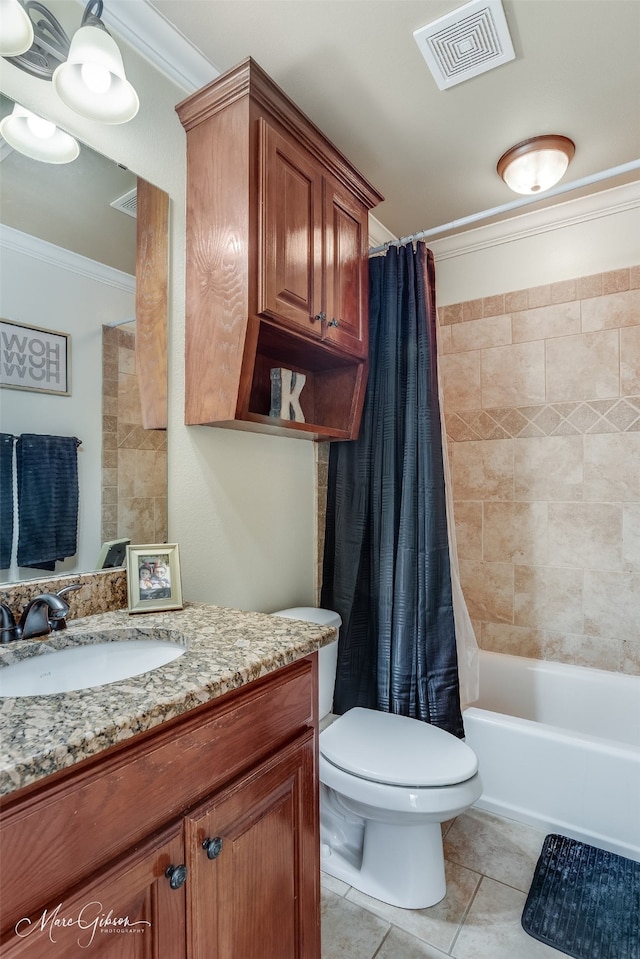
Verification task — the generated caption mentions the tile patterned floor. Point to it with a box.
[321,807,561,959]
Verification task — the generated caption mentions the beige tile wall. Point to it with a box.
[438,265,640,675]
[102,327,167,546]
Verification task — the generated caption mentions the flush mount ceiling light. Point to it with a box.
[497,135,576,195]
[0,102,80,162]
[2,0,139,124]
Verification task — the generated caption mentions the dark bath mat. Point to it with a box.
[522,834,640,959]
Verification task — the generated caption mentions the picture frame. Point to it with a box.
[126,543,183,614]
[0,319,70,395]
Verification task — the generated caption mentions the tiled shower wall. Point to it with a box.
[438,265,640,675]
[102,327,167,546]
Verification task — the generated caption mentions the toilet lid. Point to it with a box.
[320,707,478,787]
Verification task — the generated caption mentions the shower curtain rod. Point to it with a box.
[106,316,136,328]
[368,159,640,255]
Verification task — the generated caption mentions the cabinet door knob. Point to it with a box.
[327,318,339,328]
[312,312,326,323]
[165,864,188,889]
[202,836,224,860]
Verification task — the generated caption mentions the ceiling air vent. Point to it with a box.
[414,0,515,90]
[110,187,137,218]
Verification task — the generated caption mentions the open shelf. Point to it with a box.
[244,322,366,440]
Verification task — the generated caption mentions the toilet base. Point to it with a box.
[321,815,446,909]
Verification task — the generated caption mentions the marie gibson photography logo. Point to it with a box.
[15,901,151,948]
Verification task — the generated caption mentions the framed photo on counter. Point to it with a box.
[126,543,183,613]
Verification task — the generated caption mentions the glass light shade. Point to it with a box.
[52,24,139,124]
[497,136,575,195]
[0,104,80,163]
[0,0,34,56]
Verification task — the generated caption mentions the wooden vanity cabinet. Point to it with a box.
[0,657,320,958]
[186,732,316,959]
[2,823,187,958]
[176,57,383,441]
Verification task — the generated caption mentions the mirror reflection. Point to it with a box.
[0,94,168,585]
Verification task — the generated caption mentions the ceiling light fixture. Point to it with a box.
[0,102,80,162]
[2,0,139,124]
[0,0,34,56]
[497,135,575,195]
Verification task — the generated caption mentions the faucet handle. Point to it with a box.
[0,603,17,644]
[56,583,83,599]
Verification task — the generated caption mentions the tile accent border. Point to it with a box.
[447,396,640,441]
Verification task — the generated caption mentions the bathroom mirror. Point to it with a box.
[0,94,169,585]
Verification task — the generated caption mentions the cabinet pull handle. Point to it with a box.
[327,318,339,328]
[202,836,224,860]
[165,864,188,889]
[312,312,326,323]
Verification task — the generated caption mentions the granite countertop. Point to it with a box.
[0,603,337,797]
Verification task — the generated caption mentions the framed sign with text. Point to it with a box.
[0,318,70,395]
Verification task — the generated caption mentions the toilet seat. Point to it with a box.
[320,707,478,787]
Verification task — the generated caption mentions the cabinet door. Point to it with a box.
[1,823,186,958]
[323,177,369,358]
[258,120,324,338]
[186,730,319,959]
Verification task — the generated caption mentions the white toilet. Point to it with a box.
[273,607,482,909]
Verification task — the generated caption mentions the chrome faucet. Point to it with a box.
[0,584,82,643]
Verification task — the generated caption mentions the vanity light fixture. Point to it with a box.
[2,0,139,124]
[0,0,34,56]
[0,102,80,162]
[497,135,576,195]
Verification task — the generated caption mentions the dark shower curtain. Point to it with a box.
[321,242,463,738]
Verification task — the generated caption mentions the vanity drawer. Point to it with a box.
[0,654,317,936]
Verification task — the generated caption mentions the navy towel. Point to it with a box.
[16,433,81,570]
[0,433,15,569]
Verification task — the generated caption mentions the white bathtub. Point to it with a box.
[463,650,640,862]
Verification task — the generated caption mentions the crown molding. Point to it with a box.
[0,225,136,292]
[430,180,640,261]
[368,213,397,250]
[71,2,638,267]
[95,0,219,93]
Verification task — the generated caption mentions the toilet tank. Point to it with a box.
[272,607,341,719]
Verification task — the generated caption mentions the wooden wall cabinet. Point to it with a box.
[176,58,383,441]
[0,658,320,958]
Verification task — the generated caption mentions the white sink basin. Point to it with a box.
[0,639,186,697]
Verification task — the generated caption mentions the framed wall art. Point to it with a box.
[126,543,183,613]
[0,319,70,395]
